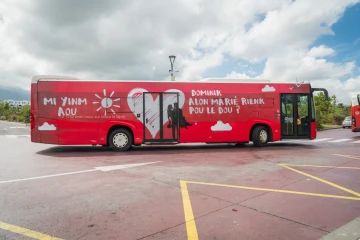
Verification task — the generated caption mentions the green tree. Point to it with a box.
[0,102,4,113]
[4,102,10,110]
[298,96,309,118]
[0,102,5,120]
[313,92,332,129]
[20,105,30,123]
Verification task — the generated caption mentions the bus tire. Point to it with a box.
[252,125,269,147]
[108,128,133,152]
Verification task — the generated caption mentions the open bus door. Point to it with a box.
[280,94,311,139]
[143,92,180,144]
[280,87,328,140]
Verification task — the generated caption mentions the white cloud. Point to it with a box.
[307,45,335,58]
[262,85,276,92]
[225,71,252,79]
[0,0,359,105]
[38,122,57,131]
[211,120,232,131]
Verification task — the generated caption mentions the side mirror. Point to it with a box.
[311,88,329,100]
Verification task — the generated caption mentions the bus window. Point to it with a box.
[311,95,316,122]
[297,95,309,118]
[297,95,309,135]
[282,102,287,115]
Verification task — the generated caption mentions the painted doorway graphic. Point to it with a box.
[143,92,180,143]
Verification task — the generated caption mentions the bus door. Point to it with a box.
[280,93,311,139]
[143,92,180,143]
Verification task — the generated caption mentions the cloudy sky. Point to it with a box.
[0,0,359,103]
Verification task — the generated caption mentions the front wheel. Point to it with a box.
[108,128,133,152]
[252,126,269,147]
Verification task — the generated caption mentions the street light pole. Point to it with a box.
[169,55,176,81]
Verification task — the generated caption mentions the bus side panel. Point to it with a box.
[177,88,281,143]
[31,83,60,144]
[32,80,308,145]
[37,81,99,145]
[351,106,360,132]
[351,95,360,132]
[30,83,40,143]
[98,118,143,145]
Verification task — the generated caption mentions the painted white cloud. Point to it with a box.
[38,122,57,131]
[211,120,232,131]
[262,85,276,92]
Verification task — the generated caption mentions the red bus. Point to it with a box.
[351,94,360,132]
[30,75,328,151]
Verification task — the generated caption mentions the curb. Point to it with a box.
[318,217,360,240]
[318,127,343,131]
[0,120,28,126]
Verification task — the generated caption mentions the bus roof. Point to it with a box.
[31,74,308,85]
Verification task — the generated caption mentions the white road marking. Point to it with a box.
[3,135,30,138]
[0,169,96,184]
[95,161,161,171]
[328,139,352,143]
[276,138,358,144]
[309,138,333,142]
[9,126,26,129]
[312,138,333,142]
[0,161,161,184]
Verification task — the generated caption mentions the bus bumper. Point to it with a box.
[352,127,360,132]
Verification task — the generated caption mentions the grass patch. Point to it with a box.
[322,124,342,129]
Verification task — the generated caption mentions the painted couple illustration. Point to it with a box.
[167,102,192,138]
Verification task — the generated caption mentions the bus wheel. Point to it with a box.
[108,128,133,152]
[252,126,268,147]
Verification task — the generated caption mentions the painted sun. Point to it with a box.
[93,89,120,116]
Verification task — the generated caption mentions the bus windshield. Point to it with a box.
[352,94,360,106]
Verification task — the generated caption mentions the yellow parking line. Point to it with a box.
[0,221,62,240]
[279,164,360,198]
[180,160,360,240]
[180,179,360,240]
[332,154,360,160]
[180,181,199,240]
[185,181,360,200]
[281,164,360,170]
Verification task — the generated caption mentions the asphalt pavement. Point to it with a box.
[0,120,359,240]
[0,120,30,136]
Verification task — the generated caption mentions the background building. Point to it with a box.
[2,100,30,108]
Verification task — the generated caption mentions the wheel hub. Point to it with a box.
[259,130,267,143]
[113,133,128,148]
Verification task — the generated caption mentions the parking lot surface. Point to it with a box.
[0,121,360,240]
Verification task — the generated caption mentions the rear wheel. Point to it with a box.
[108,128,133,152]
[251,125,269,147]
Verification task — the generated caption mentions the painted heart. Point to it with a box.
[127,88,185,139]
